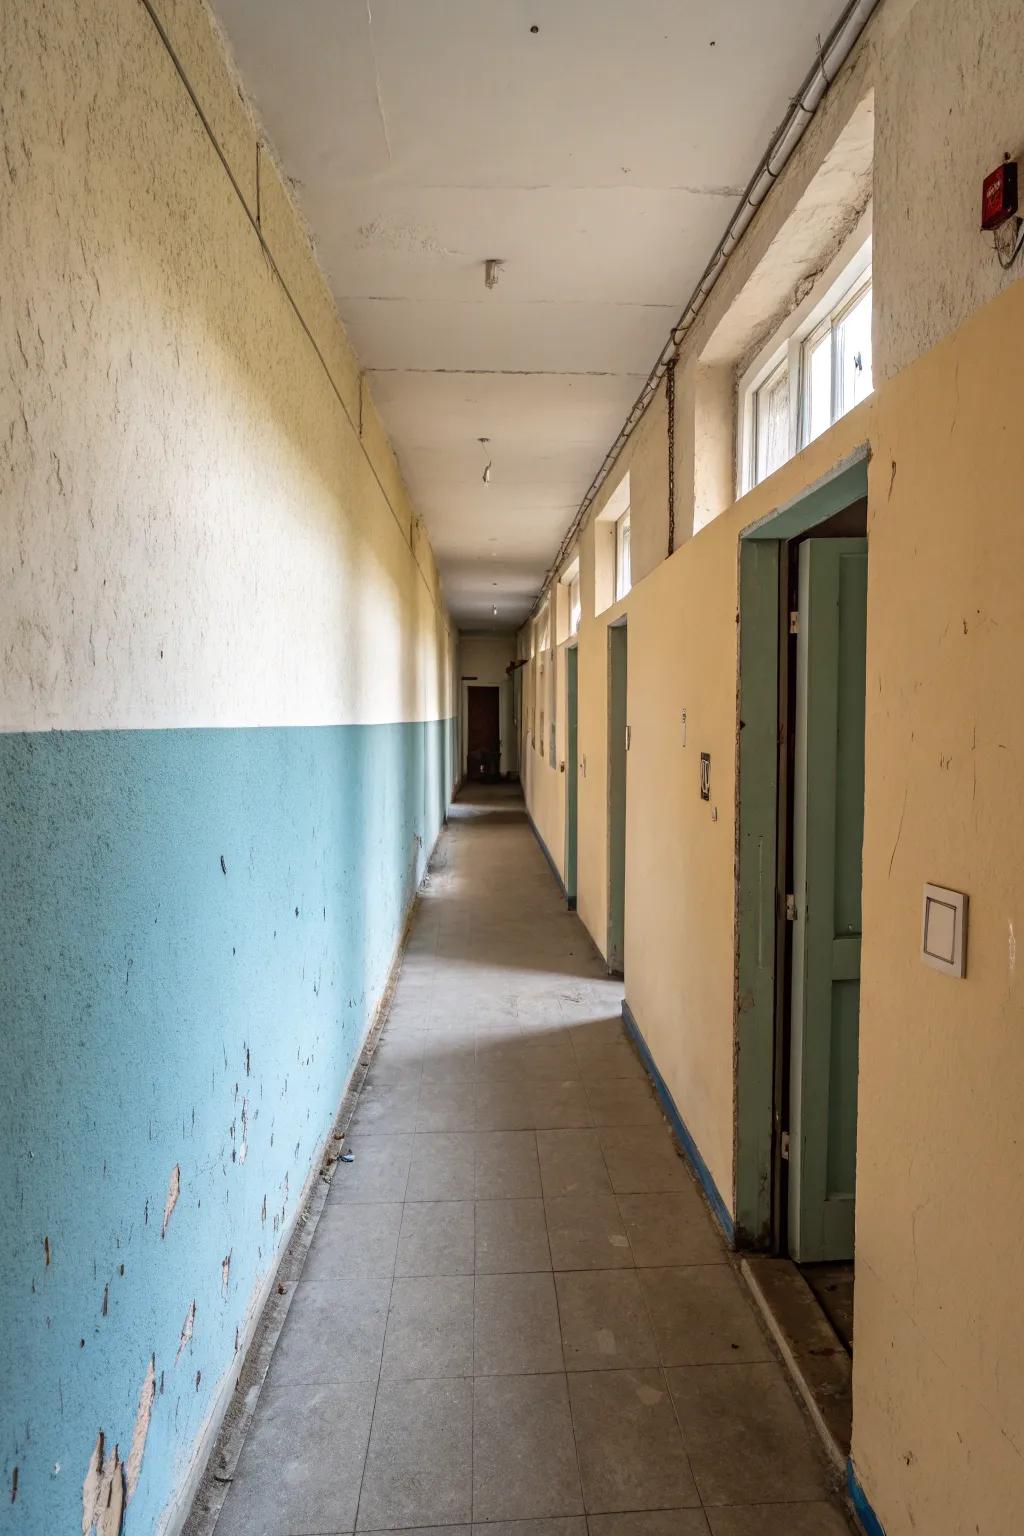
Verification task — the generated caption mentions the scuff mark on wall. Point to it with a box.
[161,1164,180,1237]
[82,1431,124,1536]
[221,1252,231,1296]
[124,1356,156,1500]
[238,1097,248,1164]
[176,1301,196,1360]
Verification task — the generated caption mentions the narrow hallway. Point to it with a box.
[208,786,852,1536]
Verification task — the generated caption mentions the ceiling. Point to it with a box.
[212,0,846,630]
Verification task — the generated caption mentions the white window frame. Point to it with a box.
[738,212,873,496]
[559,555,582,638]
[800,268,873,444]
[537,601,551,655]
[615,507,632,601]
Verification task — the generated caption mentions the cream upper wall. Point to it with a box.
[459,633,516,684]
[0,0,453,735]
[873,0,1024,382]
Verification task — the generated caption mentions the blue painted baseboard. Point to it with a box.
[526,808,569,904]
[621,999,735,1246]
[0,718,455,1535]
[847,1461,887,1535]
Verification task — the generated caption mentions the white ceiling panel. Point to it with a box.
[213,0,849,628]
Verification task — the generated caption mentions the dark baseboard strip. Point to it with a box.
[621,998,735,1246]
[526,808,569,903]
[847,1462,886,1536]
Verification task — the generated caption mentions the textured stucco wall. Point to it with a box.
[873,0,1024,382]
[854,277,1024,1536]
[519,3,1024,1531]
[0,0,455,1531]
[1,0,451,734]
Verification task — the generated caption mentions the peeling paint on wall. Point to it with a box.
[81,1432,124,1536]
[124,1357,155,1501]
[176,1301,196,1361]
[161,1165,180,1239]
[0,0,457,1529]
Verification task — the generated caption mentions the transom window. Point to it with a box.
[615,508,632,601]
[802,273,873,445]
[741,232,873,493]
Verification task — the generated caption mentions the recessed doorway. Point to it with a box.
[565,646,579,910]
[607,623,628,975]
[466,685,501,782]
[735,452,868,1384]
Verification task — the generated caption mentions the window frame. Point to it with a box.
[615,507,632,602]
[751,351,794,489]
[738,217,873,495]
[800,267,873,446]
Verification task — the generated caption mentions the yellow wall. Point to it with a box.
[525,278,1024,1535]
[853,279,1024,1535]
[519,4,1024,1527]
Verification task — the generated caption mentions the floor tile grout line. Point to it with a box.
[546,1201,589,1518]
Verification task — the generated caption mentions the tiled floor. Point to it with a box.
[214,786,853,1536]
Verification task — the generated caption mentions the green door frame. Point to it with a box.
[565,646,579,910]
[734,448,869,1248]
[607,623,628,975]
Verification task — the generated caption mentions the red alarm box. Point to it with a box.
[981,161,1018,231]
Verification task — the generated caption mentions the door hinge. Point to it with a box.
[625,724,631,750]
[785,893,797,921]
[789,610,799,635]
[780,1131,791,1161]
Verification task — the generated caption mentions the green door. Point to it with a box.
[566,647,579,909]
[788,537,867,1263]
[607,625,628,974]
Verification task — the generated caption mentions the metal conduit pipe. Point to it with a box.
[530,0,881,615]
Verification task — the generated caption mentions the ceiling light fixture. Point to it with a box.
[478,437,492,484]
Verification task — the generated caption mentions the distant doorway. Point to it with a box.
[565,647,579,910]
[607,624,628,974]
[466,685,501,781]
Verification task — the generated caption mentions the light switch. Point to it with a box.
[922,883,968,977]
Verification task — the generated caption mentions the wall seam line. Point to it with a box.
[134,0,446,625]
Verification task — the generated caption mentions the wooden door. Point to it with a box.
[788,538,867,1262]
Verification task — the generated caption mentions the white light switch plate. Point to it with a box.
[922,883,968,977]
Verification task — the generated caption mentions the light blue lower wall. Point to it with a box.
[0,717,455,1534]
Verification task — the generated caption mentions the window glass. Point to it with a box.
[615,510,632,601]
[804,324,831,444]
[745,249,873,491]
[569,573,581,634]
[755,360,790,484]
[835,283,873,417]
